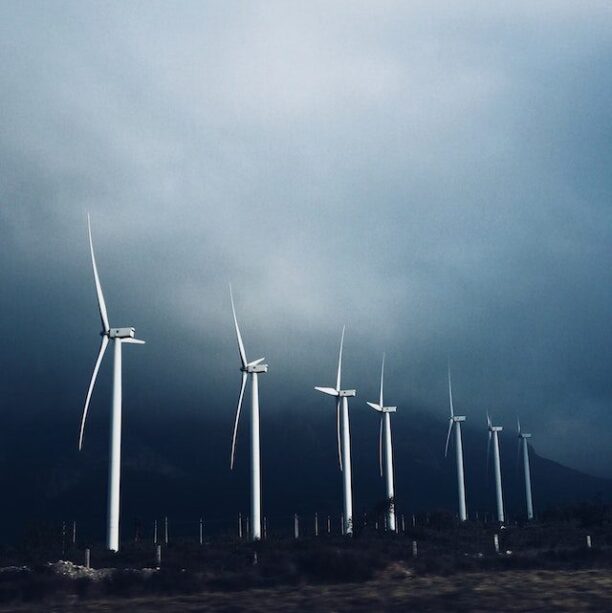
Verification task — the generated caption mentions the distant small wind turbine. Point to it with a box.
[486,413,505,524]
[517,417,534,520]
[229,285,267,541]
[444,367,467,522]
[315,326,356,536]
[78,215,145,552]
[367,354,397,532]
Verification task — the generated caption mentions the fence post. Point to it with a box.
[341,514,345,535]
[164,516,169,545]
[72,520,77,545]
[153,519,158,545]
[412,540,418,558]
[199,517,203,545]
[494,533,500,554]
[294,514,299,539]
[246,516,250,539]
[587,535,592,549]
[61,521,66,555]
[84,548,90,569]
[263,516,267,540]
[327,515,331,535]
[156,544,162,567]
[238,513,243,539]
[314,513,319,537]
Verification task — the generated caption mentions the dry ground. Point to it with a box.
[2,568,612,612]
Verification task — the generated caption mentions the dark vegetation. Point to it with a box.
[0,503,611,605]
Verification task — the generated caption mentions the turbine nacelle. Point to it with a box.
[452,415,466,422]
[243,363,268,374]
[108,327,136,339]
[519,432,532,439]
[489,425,503,432]
[367,402,396,413]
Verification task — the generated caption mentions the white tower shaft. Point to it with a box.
[250,373,262,540]
[107,339,122,552]
[492,431,505,523]
[383,412,396,531]
[455,422,467,522]
[523,439,534,520]
[340,396,353,535]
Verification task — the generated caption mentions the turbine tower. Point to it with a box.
[517,417,534,520]
[315,326,356,536]
[444,367,467,522]
[486,413,505,524]
[229,285,267,541]
[78,215,145,552]
[367,354,397,532]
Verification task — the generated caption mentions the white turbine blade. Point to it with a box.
[444,419,453,458]
[229,284,247,368]
[230,372,248,469]
[448,365,454,418]
[379,415,383,477]
[78,335,109,450]
[87,214,110,333]
[336,398,343,471]
[247,357,265,367]
[486,430,492,480]
[516,436,522,477]
[122,338,145,345]
[379,353,385,408]
[517,416,521,436]
[336,325,345,391]
[367,401,382,411]
[487,412,492,429]
[315,386,339,396]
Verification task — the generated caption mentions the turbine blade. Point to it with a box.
[87,214,110,333]
[230,372,248,469]
[367,401,382,411]
[447,365,454,418]
[78,335,109,450]
[516,436,522,478]
[315,386,339,396]
[444,419,453,458]
[247,357,265,367]
[336,398,343,471]
[517,416,521,436]
[122,338,145,345]
[487,412,492,429]
[336,325,345,391]
[486,430,492,480]
[379,353,385,408]
[379,415,383,477]
[229,284,247,368]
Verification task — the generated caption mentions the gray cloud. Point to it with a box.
[1,1,611,475]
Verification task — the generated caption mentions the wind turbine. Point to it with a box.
[517,418,534,520]
[444,367,467,522]
[315,326,356,536]
[229,285,267,541]
[78,215,145,552]
[367,354,397,532]
[486,413,505,524]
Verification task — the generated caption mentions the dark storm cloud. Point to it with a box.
[0,1,611,475]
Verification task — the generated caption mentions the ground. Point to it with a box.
[1,568,612,612]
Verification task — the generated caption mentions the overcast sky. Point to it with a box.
[1,1,611,476]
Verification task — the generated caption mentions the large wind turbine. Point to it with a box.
[367,354,397,532]
[444,367,467,522]
[517,418,534,520]
[315,327,356,536]
[486,414,505,524]
[229,285,267,541]
[78,215,145,552]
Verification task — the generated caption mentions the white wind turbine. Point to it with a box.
[229,285,267,541]
[366,354,397,532]
[444,367,467,522]
[315,326,356,536]
[78,215,145,552]
[517,417,534,520]
[486,413,505,524]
